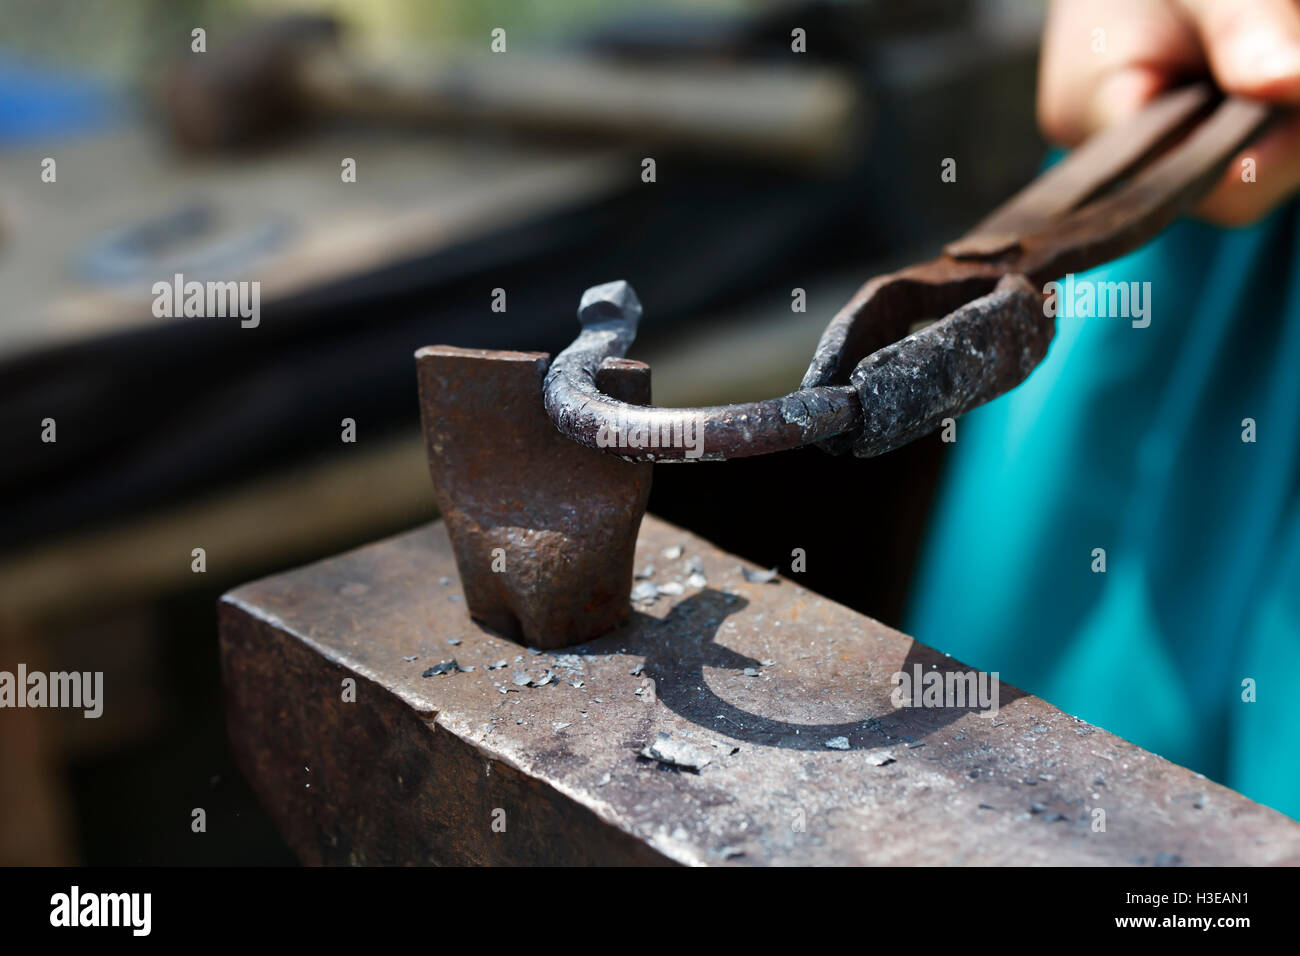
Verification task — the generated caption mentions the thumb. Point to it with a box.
[1181,0,1300,100]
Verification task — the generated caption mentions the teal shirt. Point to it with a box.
[907,209,1300,819]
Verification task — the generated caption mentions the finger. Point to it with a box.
[1180,0,1300,101]
[1084,65,1172,134]
[1039,0,1203,145]
[1194,110,1300,224]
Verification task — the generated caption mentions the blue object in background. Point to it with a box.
[907,208,1300,820]
[0,55,117,145]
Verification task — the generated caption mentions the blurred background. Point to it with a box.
[0,0,1045,863]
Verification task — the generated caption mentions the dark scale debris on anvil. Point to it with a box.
[221,513,1300,866]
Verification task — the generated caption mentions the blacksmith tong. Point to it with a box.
[544,83,1275,461]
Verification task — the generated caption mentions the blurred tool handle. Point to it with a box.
[162,14,862,168]
[300,51,862,168]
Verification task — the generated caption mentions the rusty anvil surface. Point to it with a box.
[220,516,1300,866]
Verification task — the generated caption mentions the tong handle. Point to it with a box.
[1018,92,1275,283]
[946,84,1275,280]
[946,84,1218,259]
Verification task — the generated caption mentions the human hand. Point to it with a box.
[1039,0,1300,225]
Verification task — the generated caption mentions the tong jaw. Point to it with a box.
[844,274,1051,457]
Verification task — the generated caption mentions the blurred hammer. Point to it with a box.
[161,14,863,167]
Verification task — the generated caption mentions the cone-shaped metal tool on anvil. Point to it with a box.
[415,284,652,649]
